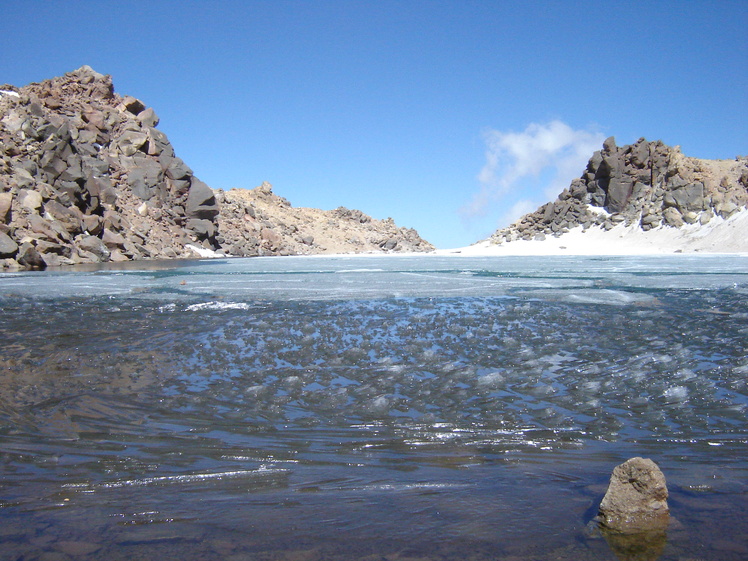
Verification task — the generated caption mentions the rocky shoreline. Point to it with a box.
[0,67,432,271]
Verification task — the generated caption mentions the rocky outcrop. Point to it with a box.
[0,66,222,270]
[216,182,433,256]
[0,67,433,270]
[489,137,748,245]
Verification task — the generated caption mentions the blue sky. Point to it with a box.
[3,1,746,248]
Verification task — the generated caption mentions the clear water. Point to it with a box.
[1,254,747,560]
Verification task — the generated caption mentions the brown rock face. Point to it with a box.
[598,457,669,534]
[489,137,748,245]
[0,66,219,269]
[215,182,434,257]
[1,67,433,270]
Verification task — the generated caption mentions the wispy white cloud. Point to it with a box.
[499,198,538,227]
[461,120,604,220]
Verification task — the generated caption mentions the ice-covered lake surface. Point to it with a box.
[1,254,747,560]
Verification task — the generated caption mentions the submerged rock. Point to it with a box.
[597,457,669,534]
[602,529,668,561]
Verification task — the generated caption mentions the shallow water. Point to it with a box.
[1,255,747,560]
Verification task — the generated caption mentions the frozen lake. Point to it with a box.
[1,254,747,560]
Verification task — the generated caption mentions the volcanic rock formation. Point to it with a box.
[0,67,433,270]
[489,137,748,245]
[0,66,219,269]
[216,182,433,256]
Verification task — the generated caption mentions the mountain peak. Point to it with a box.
[488,138,748,247]
[1,68,433,270]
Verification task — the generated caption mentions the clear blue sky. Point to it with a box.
[3,1,746,248]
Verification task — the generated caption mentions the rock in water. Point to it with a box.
[598,457,669,534]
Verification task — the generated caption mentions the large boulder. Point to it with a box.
[597,457,669,534]
[664,181,705,212]
[17,242,46,270]
[606,176,635,214]
[185,218,216,239]
[44,200,83,234]
[126,157,164,200]
[117,130,149,157]
[0,192,12,223]
[662,207,684,228]
[20,189,43,212]
[76,235,110,261]
[185,178,219,220]
[0,231,18,257]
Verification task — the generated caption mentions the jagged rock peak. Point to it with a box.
[0,66,226,269]
[489,137,748,244]
[22,65,116,109]
[1,68,433,270]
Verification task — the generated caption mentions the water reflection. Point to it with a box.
[602,529,668,561]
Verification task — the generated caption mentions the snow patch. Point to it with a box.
[185,244,224,258]
[441,209,748,255]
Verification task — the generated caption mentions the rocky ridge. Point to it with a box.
[489,137,748,245]
[216,182,433,256]
[0,67,432,270]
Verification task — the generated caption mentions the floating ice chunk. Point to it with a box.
[515,288,657,306]
[663,385,689,403]
[564,289,657,306]
[529,383,557,397]
[733,364,748,375]
[581,381,602,393]
[676,369,696,381]
[651,353,673,364]
[361,482,472,492]
[477,370,505,389]
[421,349,439,361]
[186,301,252,311]
[63,468,290,489]
[245,385,270,397]
[369,395,390,413]
[283,376,302,390]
